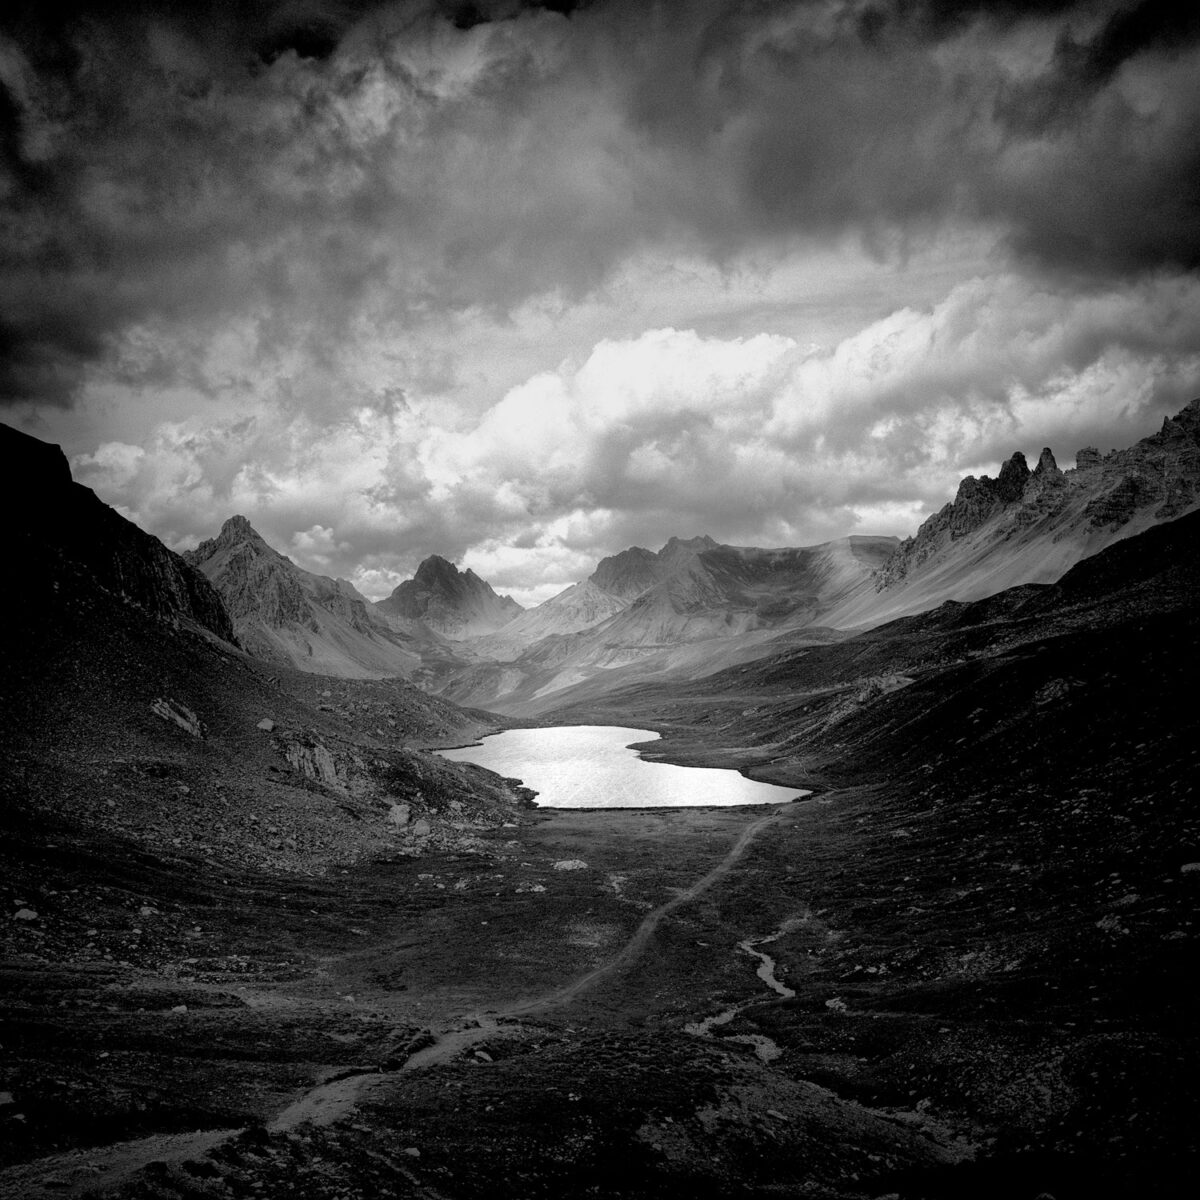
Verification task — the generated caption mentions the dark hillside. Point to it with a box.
[543,512,1200,1196]
[3,423,234,644]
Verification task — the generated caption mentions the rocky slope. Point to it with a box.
[537,510,1199,1194]
[186,516,424,679]
[375,555,523,640]
[827,397,1200,628]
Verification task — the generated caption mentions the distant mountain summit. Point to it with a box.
[474,534,726,658]
[589,545,665,603]
[424,532,899,712]
[375,555,523,640]
[186,516,420,678]
[833,397,1200,628]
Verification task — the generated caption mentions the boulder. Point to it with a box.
[257,718,275,732]
[388,802,411,828]
[150,698,205,739]
[282,736,343,791]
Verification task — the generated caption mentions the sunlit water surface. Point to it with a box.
[435,725,804,809]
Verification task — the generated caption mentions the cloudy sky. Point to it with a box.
[3,0,1199,605]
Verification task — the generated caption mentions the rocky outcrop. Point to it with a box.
[2,423,236,644]
[1082,400,1200,526]
[1033,447,1061,478]
[150,698,206,739]
[281,734,344,792]
[996,451,1031,502]
[376,556,523,640]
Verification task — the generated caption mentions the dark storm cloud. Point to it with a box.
[3,0,1199,413]
[1060,0,1200,87]
[0,0,614,407]
[616,0,1200,276]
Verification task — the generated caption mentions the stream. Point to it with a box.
[683,922,800,1062]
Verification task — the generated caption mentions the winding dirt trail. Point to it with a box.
[273,805,787,1132]
[507,806,784,1015]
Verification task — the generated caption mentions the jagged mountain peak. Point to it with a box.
[1034,447,1061,476]
[189,514,286,567]
[217,513,271,546]
[376,555,522,640]
[186,516,418,678]
[995,451,1030,501]
[413,553,457,579]
[221,513,256,537]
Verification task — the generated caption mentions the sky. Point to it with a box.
[2,0,1199,606]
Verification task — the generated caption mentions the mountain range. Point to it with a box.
[169,398,1200,714]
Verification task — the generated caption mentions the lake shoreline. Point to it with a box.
[435,723,806,809]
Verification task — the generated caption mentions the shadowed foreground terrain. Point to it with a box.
[2,431,1197,1197]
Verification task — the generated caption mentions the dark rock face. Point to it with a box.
[2,423,236,643]
[1085,398,1200,525]
[996,450,1031,501]
[377,556,522,639]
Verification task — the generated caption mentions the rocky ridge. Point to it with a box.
[873,398,1200,601]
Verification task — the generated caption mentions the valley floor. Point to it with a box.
[3,765,1196,1199]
